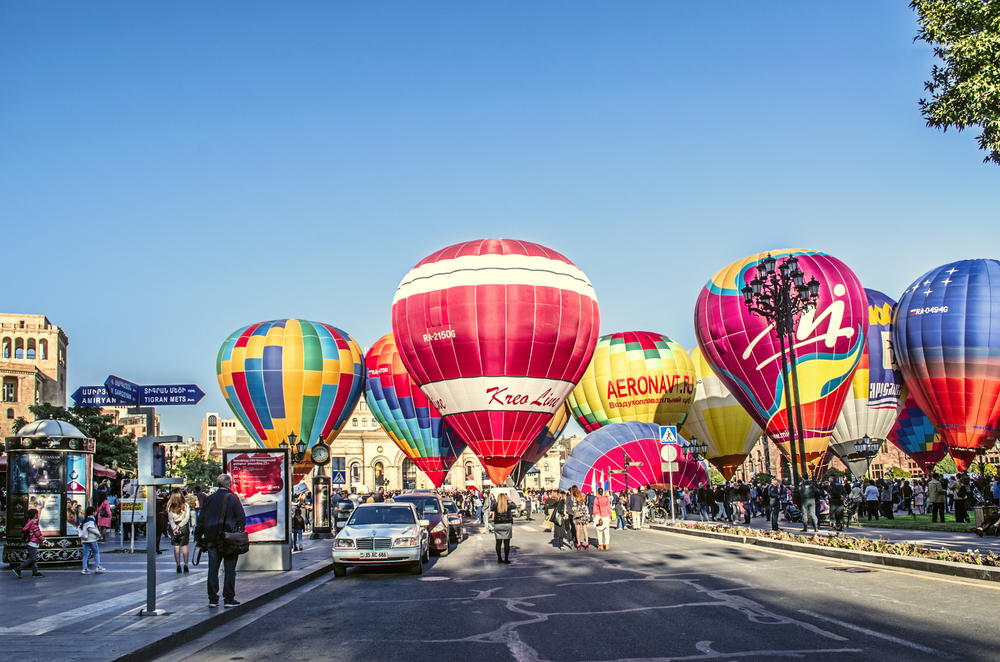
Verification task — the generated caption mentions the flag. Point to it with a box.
[602,469,610,492]
[590,469,598,493]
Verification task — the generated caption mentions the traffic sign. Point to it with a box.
[661,461,679,473]
[139,384,206,406]
[330,470,347,485]
[71,386,116,407]
[660,444,679,462]
[659,425,678,443]
[105,375,140,405]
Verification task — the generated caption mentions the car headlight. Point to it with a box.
[393,537,418,547]
[432,521,446,533]
[335,538,355,548]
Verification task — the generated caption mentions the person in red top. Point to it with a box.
[14,509,50,578]
[592,487,613,551]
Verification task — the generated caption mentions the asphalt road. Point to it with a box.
[160,520,1000,662]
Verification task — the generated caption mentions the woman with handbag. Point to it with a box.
[167,487,191,573]
[569,486,592,550]
[94,491,112,540]
[593,487,612,550]
[490,493,515,563]
[549,491,569,550]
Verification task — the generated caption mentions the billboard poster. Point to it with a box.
[226,451,288,543]
[119,479,148,523]
[31,493,62,535]
[66,453,88,535]
[26,452,62,493]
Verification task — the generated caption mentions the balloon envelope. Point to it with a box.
[828,289,906,471]
[893,259,1000,470]
[364,333,467,488]
[887,392,947,474]
[684,346,762,479]
[392,239,600,484]
[510,404,571,486]
[216,319,365,451]
[566,331,697,433]
[559,421,709,492]
[694,249,868,470]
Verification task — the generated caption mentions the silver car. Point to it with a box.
[332,503,430,576]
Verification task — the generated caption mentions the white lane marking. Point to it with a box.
[798,610,948,657]
[0,574,204,635]
[149,574,336,662]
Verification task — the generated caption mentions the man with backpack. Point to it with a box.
[767,478,782,531]
[800,478,819,532]
[194,474,246,608]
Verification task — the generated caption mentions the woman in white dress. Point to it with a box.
[912,480,926,515]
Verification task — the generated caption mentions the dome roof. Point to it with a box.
[16,419,89,439]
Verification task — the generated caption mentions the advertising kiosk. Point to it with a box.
[223,448,292,571]
[4,419,95,566]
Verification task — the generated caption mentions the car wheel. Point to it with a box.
[438,540,450,557]
[422,547,430,564]
[333,564,347,578]
[410,560,423,575]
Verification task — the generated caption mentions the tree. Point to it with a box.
[911,0,1000,164]
[824,467,848,479]
[934,454,959,474]
[889,467,913,479]
[173,448,222,488]
[12,403,137,472]
[708,466,725,486]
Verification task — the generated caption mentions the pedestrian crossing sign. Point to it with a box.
[659,426,677,443]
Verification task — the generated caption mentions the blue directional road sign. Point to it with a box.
[139,384,206,406]
[104,375,140,405]
[659,425,678,443]
[71,386,117,407]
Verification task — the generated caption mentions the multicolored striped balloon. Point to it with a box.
[566,331,696,433]
[216,319,364,450]
[364,333,466,488]
[392,239,600,485]
[886,392,947,474]
[694,249,868,471]
[893,259,1000,471]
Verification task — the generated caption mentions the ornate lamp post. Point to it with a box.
[852,434,883,479]
[686,436,709,486]
[279,432,307,463]
[741,253,821,488]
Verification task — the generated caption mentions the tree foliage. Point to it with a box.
[911,0,1000,164]
[173,448,222,488]
[934,454,959,474]
[12,403,137,472]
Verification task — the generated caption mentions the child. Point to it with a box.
[14,509,48,578]
[79,506,106,574]
[291,508,305,551]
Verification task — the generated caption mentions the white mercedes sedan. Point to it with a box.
[332,502,430,576]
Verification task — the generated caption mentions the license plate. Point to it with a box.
[359,551,388,559]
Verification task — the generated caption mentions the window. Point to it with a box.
[26,339,36,360]
[374,461,385,486]
[39,339,47,360]
[362,418,367,427]
[543,462,549,471]
[208,430,216,442]
[2,337,10,359]
[352,417,358,427]
[208,415,217,426]
[465,461,475,481]
[14,338,24,359]
[2,377,16,402]
[6,408,13,419]
[350,462,361,482]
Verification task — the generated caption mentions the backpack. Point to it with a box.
[22,523,31,543]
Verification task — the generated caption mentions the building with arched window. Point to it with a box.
[0,314,68,436]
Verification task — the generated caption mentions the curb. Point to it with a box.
[650,524,1000,583]
[111,560,334,662]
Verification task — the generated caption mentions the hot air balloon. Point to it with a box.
[216,320,365,457]
[509,404,571,486]
[828,289,906,473]
[364,333,467,488]
[566,331,696,433]
[683,346,762,479]
[893,259,1000,471]
[694,249,868,473]
[558,421,709,492]
[887,392,948,475]
[392,239,600,485]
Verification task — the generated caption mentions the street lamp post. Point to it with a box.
[741,253,821,489]
[852,434,883,480]
[686,437,709,485]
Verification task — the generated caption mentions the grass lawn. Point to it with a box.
[856,512,975,533]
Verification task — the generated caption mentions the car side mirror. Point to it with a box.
[419,519,430,527]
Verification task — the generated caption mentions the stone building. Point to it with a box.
[100,405,161,439]
[200,412,257,459]
[0,314,68,436]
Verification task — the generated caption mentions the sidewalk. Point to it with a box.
[664,513,1000,553]
[0,532,333,662]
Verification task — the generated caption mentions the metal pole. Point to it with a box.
[669,465,675,523]
[776,323,801,489]
[786,334,811,481]
[146,484,157,614]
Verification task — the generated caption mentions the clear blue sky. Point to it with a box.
[2,2,996,441]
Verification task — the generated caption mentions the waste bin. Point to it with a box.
[974,506,997,529]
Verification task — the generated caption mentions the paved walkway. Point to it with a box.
[660,513,1000,553]
[0,532,333,662]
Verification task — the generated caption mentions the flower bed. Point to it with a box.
[666,521,1000,568]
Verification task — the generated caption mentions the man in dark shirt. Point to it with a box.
[194,474,247,608]
[628,489,644,529]
[767,478,782,531]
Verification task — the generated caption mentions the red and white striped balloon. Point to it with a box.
[391,239,601,484]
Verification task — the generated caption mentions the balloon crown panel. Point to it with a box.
[391,238,600,484]
[216,319,364,450]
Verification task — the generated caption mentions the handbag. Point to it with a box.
[217,493,250,556]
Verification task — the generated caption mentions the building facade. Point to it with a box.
[0,315,68,436]
[200,413,257,459]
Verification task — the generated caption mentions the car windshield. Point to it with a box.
[443,501,458,514]
[347,506,415,526]
[394,496,441,515]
